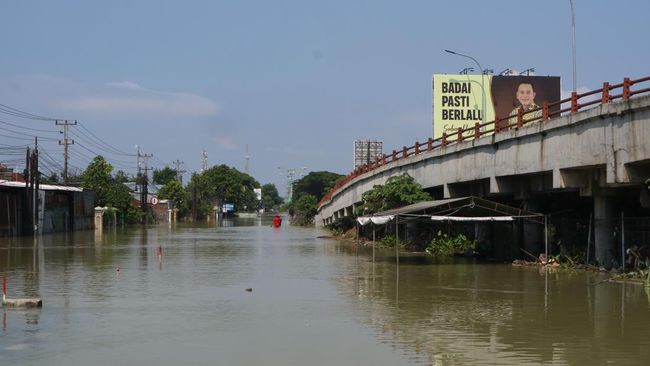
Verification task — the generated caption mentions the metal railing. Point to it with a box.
[319,76,650,208]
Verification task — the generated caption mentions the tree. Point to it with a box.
[360,174,431,214]
[158,180,186,212]
[292,171,344,202]
[292,194,318,226]
[187,164,261,218]
[153,166,178,185]
[80,156,140,223]
[81,156,113,206]
[261,183,282,209]
[114,170,131,183]
[42,172,60,184]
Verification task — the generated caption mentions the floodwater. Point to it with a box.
[1,217,650,365]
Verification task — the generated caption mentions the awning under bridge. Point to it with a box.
[356,196,544,225]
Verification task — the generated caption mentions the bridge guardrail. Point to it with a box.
[319,75,650,208]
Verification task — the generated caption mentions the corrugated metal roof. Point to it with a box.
[0,180,83,192]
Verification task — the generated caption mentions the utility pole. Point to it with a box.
[136,146,153,223]
[173,159,186,183]
[278,167,307,203]
[32,137,39,234]
[56,120,77,184]
[24,146,31,235]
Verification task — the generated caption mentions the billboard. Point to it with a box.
[433,75,561,138]
[354,140,383,169]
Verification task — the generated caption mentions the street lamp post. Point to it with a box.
[569,0,577,93]
[445,49,486,125]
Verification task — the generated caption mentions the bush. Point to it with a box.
[426,231,476,256]
[378,234,405,248]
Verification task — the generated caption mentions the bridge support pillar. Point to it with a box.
[594,191,616,267]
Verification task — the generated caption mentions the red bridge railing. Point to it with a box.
[319,75,650,208]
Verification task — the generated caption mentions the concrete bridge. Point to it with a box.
[317,77,650,265]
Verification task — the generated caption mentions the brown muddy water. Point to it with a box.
[1,217,649,365]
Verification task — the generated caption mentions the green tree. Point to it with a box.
[293,171,344,202]
[261,183,282,209]
[360,173,431,214]
[158,180,186,212]
[42,172,60,184]
[114,170,131,183]
[81,156,113,206]
[81,156,140,223]
[292,194,318,226]
[187,164,261,219]
[153,166,177,185]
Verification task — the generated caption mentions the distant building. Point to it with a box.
[354,140,383,169]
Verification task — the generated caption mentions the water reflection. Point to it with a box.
[0,223,649,365]
[335,246,650,365]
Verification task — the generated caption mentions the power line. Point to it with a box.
[0,118,59,133]
[76,122,135,156]
[0,103,61,121]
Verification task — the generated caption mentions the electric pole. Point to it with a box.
[56,120,77,184]
[32,137,39,233]
[173,159,186,183]
[136,146,153,222]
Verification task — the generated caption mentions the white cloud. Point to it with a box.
[56,81,220,117]
[213,136,239,150]
[106,80,144,90]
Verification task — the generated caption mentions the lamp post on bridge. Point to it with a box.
[569,0,577,93]
[445,49,486,126]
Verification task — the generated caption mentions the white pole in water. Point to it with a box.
[395,216,399,265]
[544,215,548,263]
[621,211,625,272]
[372,223,376,262]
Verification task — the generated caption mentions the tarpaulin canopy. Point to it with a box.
[356,215,395,226]
[358,196,544,224]
[430,215,514,222]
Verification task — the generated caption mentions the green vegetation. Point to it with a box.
[79,157,282,223]
[291,194,318,226]
[186,164,261,218]
[378,234,405,248]
[359,173,431,214]
[261,183,282,210]
[283,170,344,226]
[157,180,187,213]
[80,156,141,223]
[153,166,178,185]
[292,171,344,202]
[426,231,476,256]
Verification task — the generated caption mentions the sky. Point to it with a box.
[1,0,648,197]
